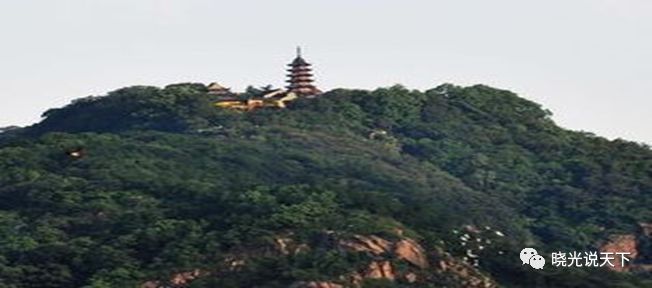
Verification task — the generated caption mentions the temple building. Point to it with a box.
[286,47,321,97]
[207,82,232,96]
[214,47,321,111]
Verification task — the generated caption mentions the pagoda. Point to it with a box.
[286,47,321,96]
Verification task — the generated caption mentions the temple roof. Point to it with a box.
[207,82,229,90]
[286,77,314,82]
[287,83,317,88]
[287,67,312,72]
[288,57,310,66]
[287,72,314,77]
[288,46,312,67]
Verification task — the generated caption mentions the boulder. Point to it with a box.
[599,234,638,272]
[365,261,395,280]
[339,235,392,255]
[395,238,429,268]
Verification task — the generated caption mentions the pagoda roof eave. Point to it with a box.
[287,63,311,67]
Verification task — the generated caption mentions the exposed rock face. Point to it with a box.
[433,247,498,288]
[436,259,497,288]
[275,237,292,255]
[331,233,498,287]
[335,234,430,285]
[170,269,203,286]
[364,261,395,280]
[599,234,638,272]
[339,235,392,255]
[395,238,429,269]
[338,234,430,269]
[275,234,310,255]
[333,234,497,287]
[292,281,344,288]
[142,232,499,287]
[140,269,205,288]
[598,224,652,273]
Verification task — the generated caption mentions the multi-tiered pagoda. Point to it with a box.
[286,47,321,96]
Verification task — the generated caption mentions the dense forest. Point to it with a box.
[0,83,651,287]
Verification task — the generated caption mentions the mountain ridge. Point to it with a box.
[1,83,651,287]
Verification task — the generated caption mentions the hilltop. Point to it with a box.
[0,83,651,287]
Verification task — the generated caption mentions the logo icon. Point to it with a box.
[520,248,545,269]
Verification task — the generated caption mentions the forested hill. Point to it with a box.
[1,83,651,287]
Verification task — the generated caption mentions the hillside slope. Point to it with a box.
[1,83,651,287]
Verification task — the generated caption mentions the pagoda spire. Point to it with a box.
[286,47,320,97]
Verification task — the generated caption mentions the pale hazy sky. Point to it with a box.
[1,0,650,143]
